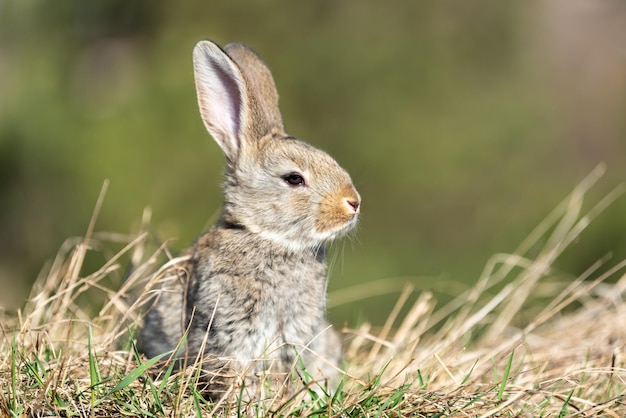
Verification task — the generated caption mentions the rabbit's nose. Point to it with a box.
[345,198,360,213]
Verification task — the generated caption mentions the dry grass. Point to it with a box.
[2,166,626,417]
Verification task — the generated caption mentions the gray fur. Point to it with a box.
[140,40,360,400]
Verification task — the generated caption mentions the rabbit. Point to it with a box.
[140,40,361,401]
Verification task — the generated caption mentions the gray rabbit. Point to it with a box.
[140,40,361,400]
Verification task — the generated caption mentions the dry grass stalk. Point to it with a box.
[1,166,625,416]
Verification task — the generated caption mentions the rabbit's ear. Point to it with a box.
[193,41,250,163]
[224,43,284,133]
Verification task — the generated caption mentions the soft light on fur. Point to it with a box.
[140,40,360,400]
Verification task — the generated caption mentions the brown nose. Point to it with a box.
[346,198,360,213]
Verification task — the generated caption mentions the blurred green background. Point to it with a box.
[1,1,625,324]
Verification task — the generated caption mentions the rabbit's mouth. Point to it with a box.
[314,210,360,242]
[255,214,358,253]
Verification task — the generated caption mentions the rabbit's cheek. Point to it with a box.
[287,193,309,217]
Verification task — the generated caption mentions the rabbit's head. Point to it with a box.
[192,41,360,252]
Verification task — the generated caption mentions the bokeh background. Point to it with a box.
[1,1,625,324]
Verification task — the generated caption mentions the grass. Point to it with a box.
[1,165,626,417]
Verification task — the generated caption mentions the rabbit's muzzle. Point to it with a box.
[316,183,361,237]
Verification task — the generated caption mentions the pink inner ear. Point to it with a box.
[194,44,247,161]
[207,61,242,140]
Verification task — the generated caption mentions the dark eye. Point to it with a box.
[282,172,306,187]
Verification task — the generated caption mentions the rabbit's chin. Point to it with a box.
[255,219,357,253]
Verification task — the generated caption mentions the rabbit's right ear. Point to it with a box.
[193,40,250,163]
[224,43,284,134]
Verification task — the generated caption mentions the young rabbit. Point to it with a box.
[140,40,360,400]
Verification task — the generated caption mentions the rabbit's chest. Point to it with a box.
[230,260,327,363]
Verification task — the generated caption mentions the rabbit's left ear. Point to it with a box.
[193,40,285,164]
[193,40,251,163]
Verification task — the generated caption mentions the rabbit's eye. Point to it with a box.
[282,173,306,187]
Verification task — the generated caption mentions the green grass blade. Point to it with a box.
[378,384,409,413]
[417,369,427,390]
[458,393,485,412]
[21,354,45,388]
[9,333,24,418]
[331,376,345,405]
[109,351,172,394]
[497,349,514,401]
[461,359,479,385]
[87,326,102,407]
[191,387,203,418]
[558,390,574,418]
[157,331,187,395]
[128,335,166,415]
